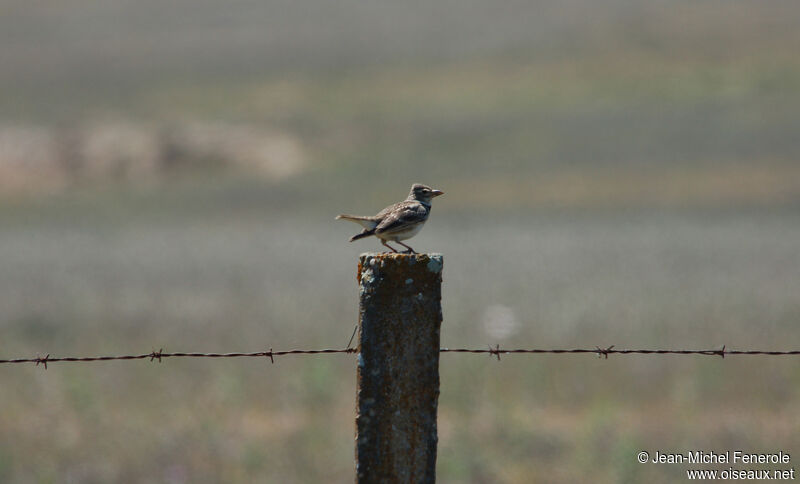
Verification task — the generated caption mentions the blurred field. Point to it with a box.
[1,0,800,482]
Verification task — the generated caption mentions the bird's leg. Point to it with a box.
[396,241,416,254]
[381,240,399,253]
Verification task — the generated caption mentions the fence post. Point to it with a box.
[355,252,443,484]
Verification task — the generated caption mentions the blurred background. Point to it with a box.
[1,0,799,482]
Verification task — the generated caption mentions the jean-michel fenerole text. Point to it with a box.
[651,450,791,465]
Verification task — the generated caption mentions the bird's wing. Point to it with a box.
[375,202,428,235]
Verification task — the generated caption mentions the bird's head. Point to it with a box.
[408,183,444,203]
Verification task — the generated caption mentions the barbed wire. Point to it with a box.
[441,344,800,360]
[0,348,357,369]
[1,344,799,368]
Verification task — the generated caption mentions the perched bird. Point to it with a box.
[336,183,444,253]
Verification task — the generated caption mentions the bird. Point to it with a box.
[336,183,444,253]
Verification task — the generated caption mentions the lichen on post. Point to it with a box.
[355,252,443,484]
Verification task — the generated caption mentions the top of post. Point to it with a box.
[359,253,443,273]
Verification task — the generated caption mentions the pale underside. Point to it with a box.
[375,222,425,242]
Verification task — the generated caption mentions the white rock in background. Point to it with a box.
[169,122,305,179]
[77,121,161,181]
[0,120,306,195]
[0,125,66,194]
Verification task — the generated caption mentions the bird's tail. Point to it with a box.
[349,230,375,242]
[335,214,379,230]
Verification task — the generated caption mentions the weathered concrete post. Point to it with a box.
[355,252,443,484]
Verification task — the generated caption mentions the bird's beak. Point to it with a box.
[431,189,444,197]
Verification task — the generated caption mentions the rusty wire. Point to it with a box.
[1,344,799,368]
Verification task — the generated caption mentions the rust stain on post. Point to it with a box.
[355,252,443,484]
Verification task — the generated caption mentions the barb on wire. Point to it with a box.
[2,345,799,369]
[596,345,615,359]
[35,354,49,369]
